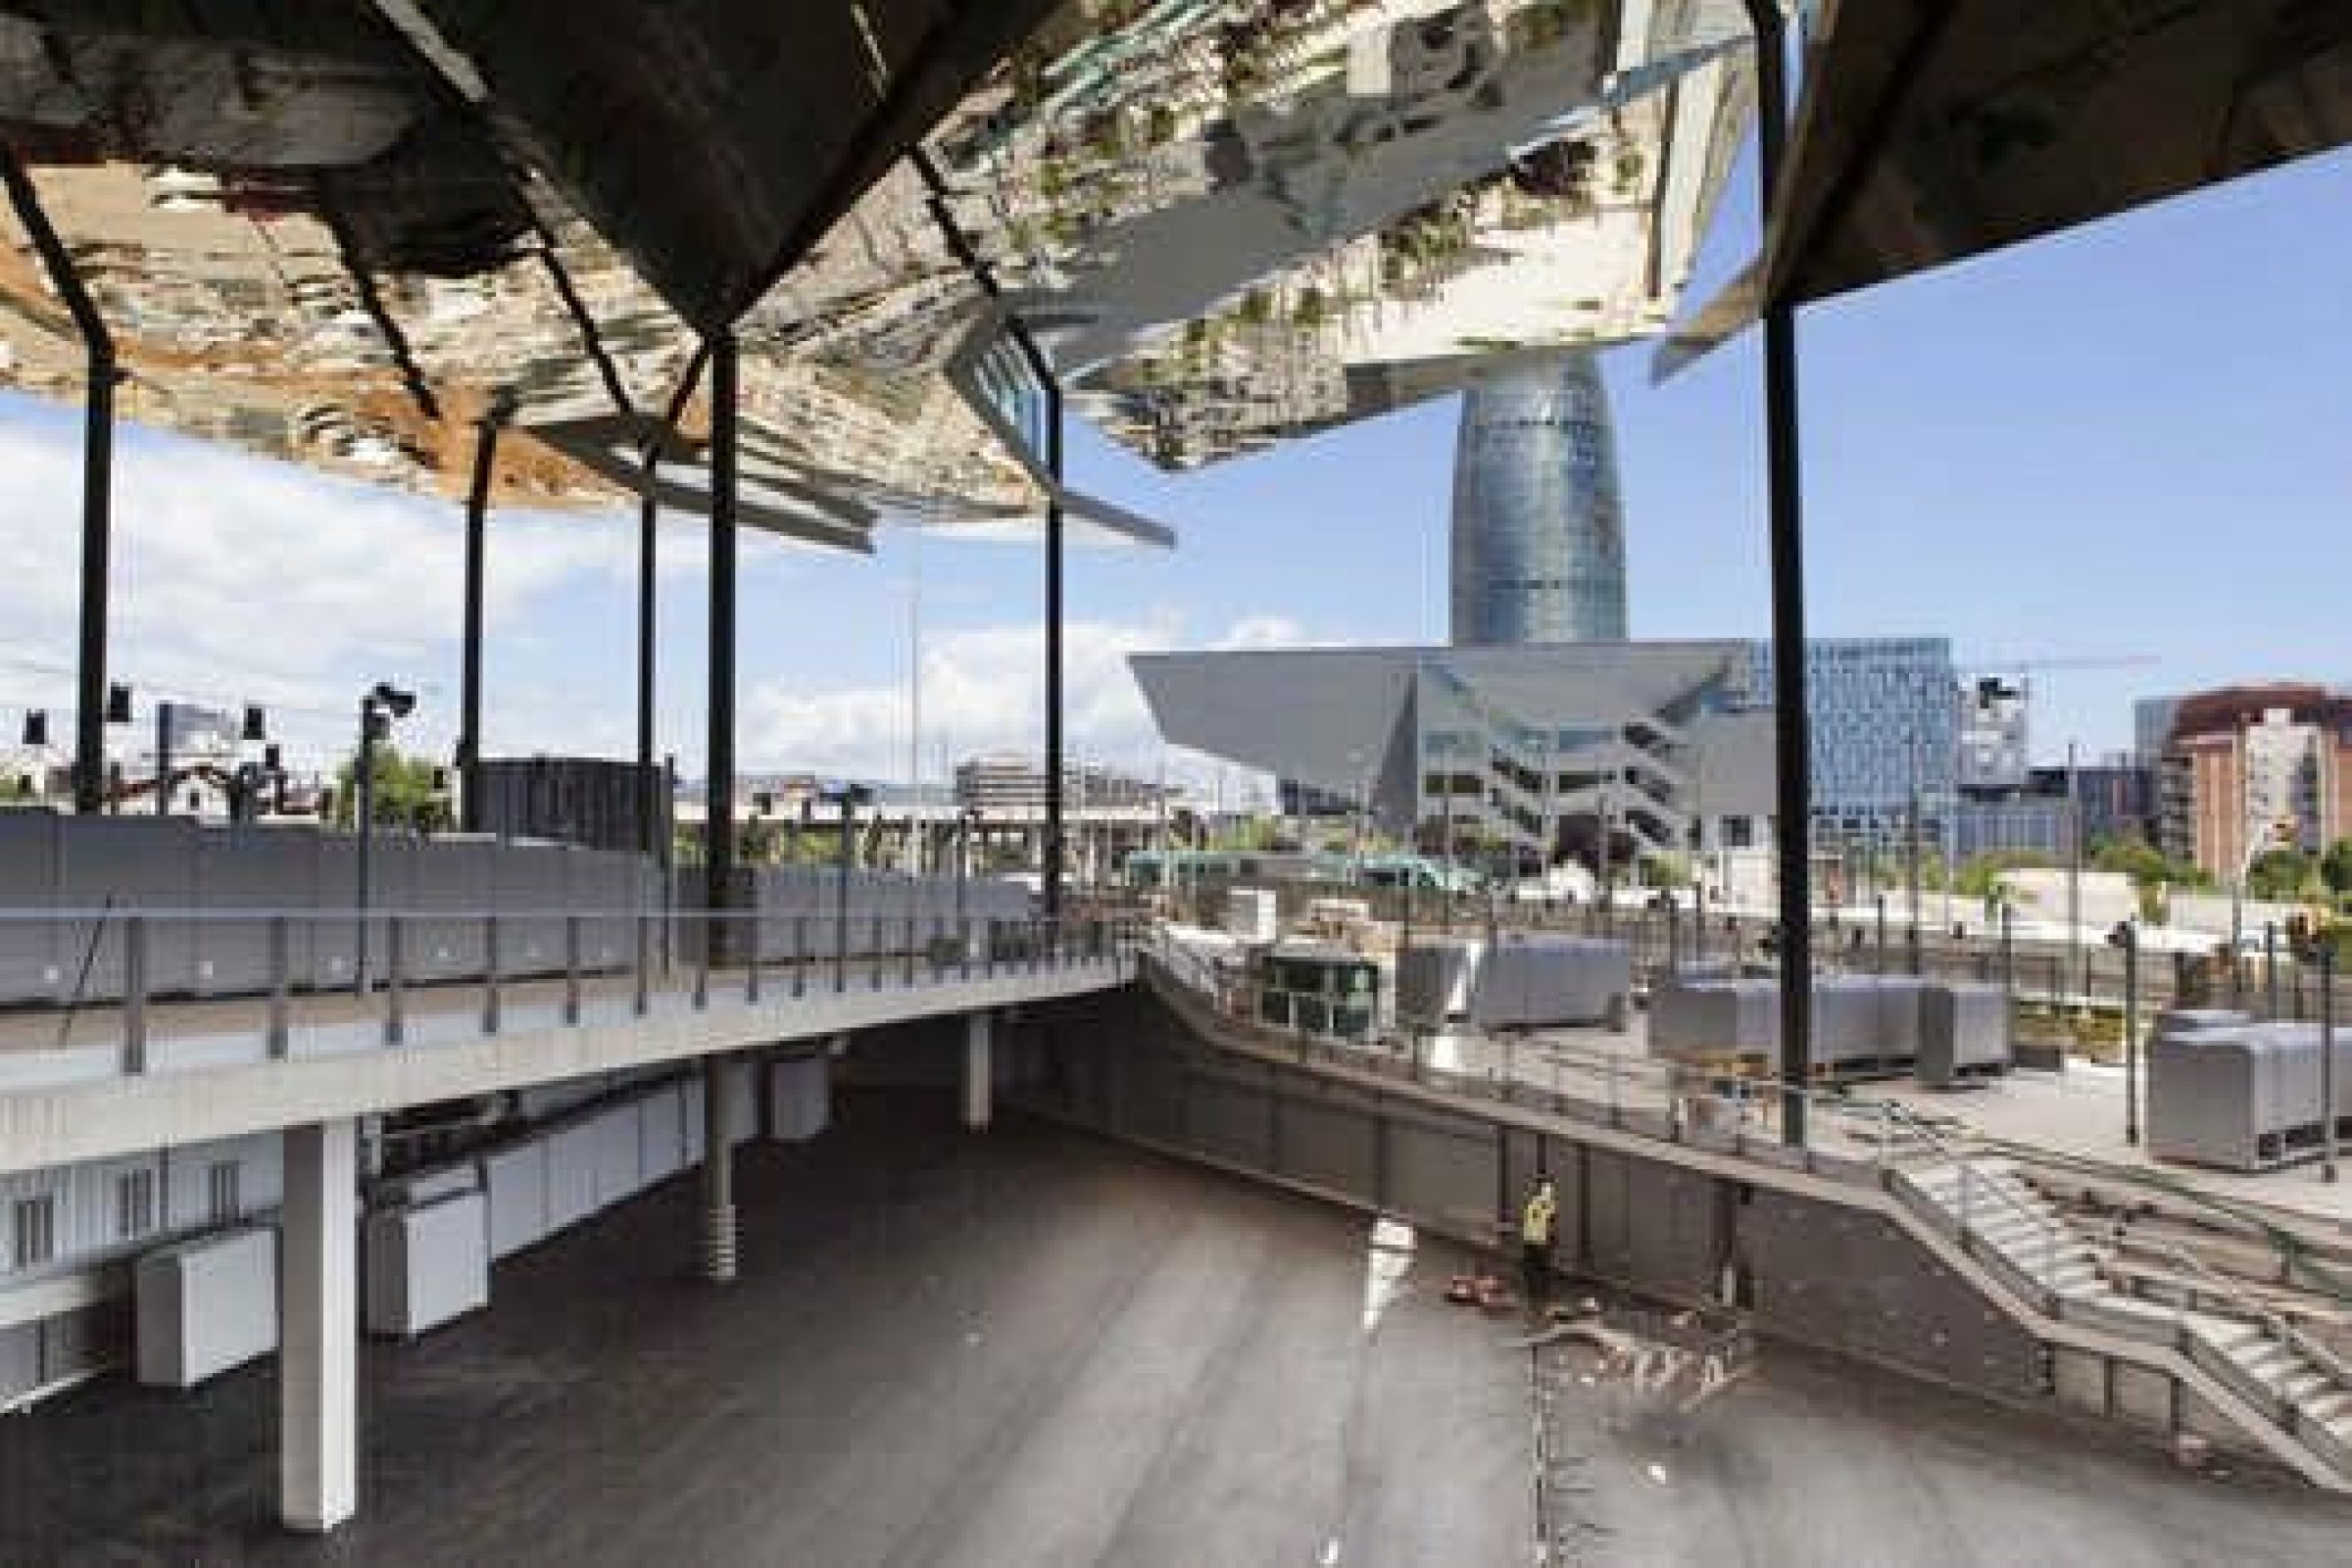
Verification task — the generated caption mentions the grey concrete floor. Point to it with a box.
[1538,1335,2352,1568]
[7,1095,2352,1567]
[0,1092,1533,1567]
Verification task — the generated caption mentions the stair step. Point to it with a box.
[2301,1390,2352,1424]
[2192,1317,2267,1350]
[2281,1370,2334,1402]
[2233,1348,2305,1384]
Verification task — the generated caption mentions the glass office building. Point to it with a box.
[1750,637,1961,848]
[1449,354,1627,645]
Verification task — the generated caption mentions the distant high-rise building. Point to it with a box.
[2154,684,2352,878]
[1449,354,1626,646]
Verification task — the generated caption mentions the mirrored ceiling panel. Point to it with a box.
[0,1,1762,546]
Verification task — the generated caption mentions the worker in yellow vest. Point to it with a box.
[1520,1176,1557,1304]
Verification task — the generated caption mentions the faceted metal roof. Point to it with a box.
[1658,0,2352,375]
[0,2,1759,548]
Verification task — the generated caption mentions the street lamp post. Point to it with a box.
[1906,729,1924,976]
[353,681,416,994]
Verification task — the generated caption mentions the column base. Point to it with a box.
[701,1201,739,1284]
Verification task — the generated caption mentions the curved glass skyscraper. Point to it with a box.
[1448,354,1627,645]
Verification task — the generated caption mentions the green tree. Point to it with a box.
[1639,853,1691,890]
[2246,847,2320,903]
[2322,838,2352,897]
[332,747,450,831]
[1954,849,2055,901]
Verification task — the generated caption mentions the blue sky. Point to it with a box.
[0,139,2345,791]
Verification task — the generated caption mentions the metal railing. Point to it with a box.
[1150,929,2070,1303]
[1144,930,2352,1420]
[0,907,1140,1087]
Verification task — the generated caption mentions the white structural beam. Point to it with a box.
[280,1118,358,1533]
[963,1010,993,1130]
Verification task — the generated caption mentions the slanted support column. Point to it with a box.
[702,1054,738,1282]
[280,1119,358,1533]
[963,1009,993,1130]
[1,150,117,815]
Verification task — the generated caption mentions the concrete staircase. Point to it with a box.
[1896,1157,2352,1483]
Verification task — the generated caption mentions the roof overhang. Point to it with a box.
[1660,0,2352,374]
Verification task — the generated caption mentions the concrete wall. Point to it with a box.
[1004,984,2043,1404]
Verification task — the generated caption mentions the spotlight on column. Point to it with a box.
[105,683,132,724]
[264,743,284,772]
[242,705,268,742]
[20,710,46,748]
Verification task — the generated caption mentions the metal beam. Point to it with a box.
[457,411,505,831]
[638,449,662,858]
[1044,378,1065,918]
[536,238,637,420]
[0,148,117,816]
[1745,0,1812,1147]
[313,183,443,424]
[706,331,740,921]
[911,147,1069,913]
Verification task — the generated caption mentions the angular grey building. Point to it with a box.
[1449,353,1628,645]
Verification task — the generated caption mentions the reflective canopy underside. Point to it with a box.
[1657,0,2352,376]
[0,1,1760,548]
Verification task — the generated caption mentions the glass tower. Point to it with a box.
[1449,353,1627,646]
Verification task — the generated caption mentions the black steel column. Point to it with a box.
[706,332,740,921]
[3,151,117,815]
[458,414,503,832]
[1744,0,1813,1147]
[1043,378,1066,918]
[637,450,660,857]
[699,332,741,1287]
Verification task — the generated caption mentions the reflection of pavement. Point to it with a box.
[0,1096,1532,1567]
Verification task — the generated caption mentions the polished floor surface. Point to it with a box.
[7,1092,2352,1566]
[0,1094,1531,1566]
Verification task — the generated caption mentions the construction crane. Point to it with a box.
[1959,652,2161,687]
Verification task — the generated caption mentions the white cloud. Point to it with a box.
[744,610,1322,787]
[0,414,644,755]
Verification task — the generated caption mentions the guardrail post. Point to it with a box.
[746,911,762,1004]
[834,913,848,995]
[633,912,651,1018]
[482,914,502,1034]
[961,917,974,981]
[268,914,292,1059]
[2266,922,2281,1019]
[2324,944,2338,1186]
[564,914,583,1025]
[122,915,147,1074]
[794,913,808,999]
[694,914,710,1010]
[385,916,407,1046]
[870,916,885,991]
[904,915,916,987]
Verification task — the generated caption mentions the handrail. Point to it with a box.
[2111,1229,2352,1410]
[1151,927,2079,1285]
